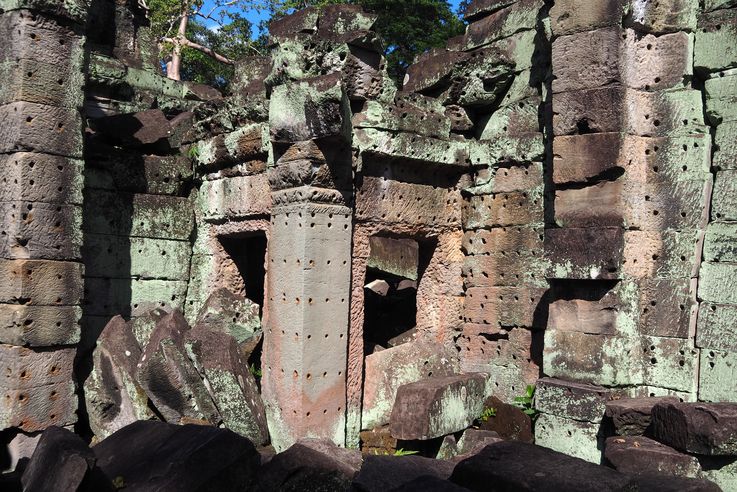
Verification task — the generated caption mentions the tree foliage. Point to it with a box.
[145,0,465,89]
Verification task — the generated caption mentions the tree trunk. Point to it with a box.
[167,12,188,81]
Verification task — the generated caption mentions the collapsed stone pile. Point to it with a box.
[4,419,727,491]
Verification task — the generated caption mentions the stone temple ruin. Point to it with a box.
[2,0,737,489]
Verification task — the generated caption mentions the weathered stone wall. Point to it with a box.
[2,0,737,484]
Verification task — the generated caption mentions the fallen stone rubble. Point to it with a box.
[0,419,723,492]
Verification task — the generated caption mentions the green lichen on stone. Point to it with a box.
[535,413,603,464]
[699,349,737,402]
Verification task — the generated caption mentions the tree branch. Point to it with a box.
[162,36,235,65]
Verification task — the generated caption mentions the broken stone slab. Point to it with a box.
[84,316,155,440]
[462,0,544,51]
[195,288,261,346]
[463,0,517,21]
[0,153,84,205]
[20,427,96,492]
[365,279,390,297]
[135,310,221,426]
[361,340,458,430]
[390,373,486,441]
[630,474,720,492]
[0,345,77,432]
[367,236,419,281]
[403,49,471,93]
[270,73,351,143]
[392,475,471,492]
[604,436,702,478]
[184,326,269,445]
[0,304,81,347]
[129,307,170,349]
[92,421,261,491]
[536,378,626,424]
[352,94,452,140]
[268,7,319,44]
[454,429,503,457]
[353,455,456,492]
[0,201,82,261]
[449,441,636,491]
[651,402,737,455]
[192,123,268,170]
[477,396,532,442]
[255,439,361,491]
[354,128,470,167]
[605,397,680,436]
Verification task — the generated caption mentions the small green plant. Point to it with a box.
[186,145,200,159]
[479,406,497,422]
[513,384,538,417]
[249,363,262,379]
[393,448,419,457]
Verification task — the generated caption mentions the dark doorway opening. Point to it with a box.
[219,233,268,311]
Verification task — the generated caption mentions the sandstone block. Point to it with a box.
[552,28,691,93]
[544,331,642,386]
[0,102,82,157]
[626,0,698,34]
[470,163,544,194]
[92,421,261,491]
[403,49,470,93]
[651,402,737,455]
[355,128,469,167]
[0,10,84,64]
[135,311,220,425]
[705,224,737,263]
[195,288,261,345]
[705,74,737,124]
[367,236,419,281]
[355,177,462,228]
[699,262,737,304]
[463,190,543,228]
[537,378,627,424]
[463,0,544,51]
[478,97,542,139]
[20,427,94,492]
[0,304,81,346]
[550,0,624,36]
[0,153,83,205]
[462,225,543,257]
[0,259,82,306]
[535,413,604,463]
[0,0,89,23]
[605,397,680,436]
[130,307,170,349]
[0,201,81,261]
[390,373,486,440]
[545,227,624,280]
[185,327,268,445]
[270,73,351,143]
[85,151,192,196]
[200,175,271,221]
[553,87,705,137]
[714,120,737,170]
[462,252,547,287]
[697,303,737,351]
[604,435,702,477]
[699,349,737,402]
[82,190,193,240]
[84,316,154,440]
[477,396,532,442]
[637,278,694,338]
[268,7,318,43]
[82,235,191,281]
[694,9,737,72]
[463,0,517,21]
[0,345,77,431]
[711,170,737,221]
[547,282,620,336]
[353,94,451,139]
[450,441,635,490]
[623,230,701,280]
[361,340,458,430]
[354,455,455,491]
[464,286,546,328]
[193,124,268,169]
[641,336,698,394]
[83,278,188,318]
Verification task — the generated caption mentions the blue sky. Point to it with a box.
[200,0,464,36]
